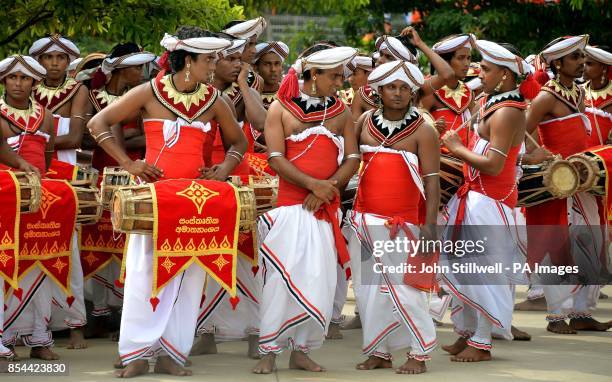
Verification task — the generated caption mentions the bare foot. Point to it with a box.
[30,346,60,360]
[514,297,547,311]
[289,351,325,372]
[396,358,427,374]
[325,322,343,340]
[547,320,577,334]
[7,346,20,362]
[599,291,608,299]
[67,328,88,349]
[356,355,392,370]
[190,333,217,356]
[570,317,612,331]
[154,355,192,376]
[451,346,491,362]
[252,353,276,374]
[340,314,362,330]
[442,337,468,355]
[115,359,148,378]
[248,335,261,359]
[511,325,532,341]
[114,356,124,369]
[184,359,192,367]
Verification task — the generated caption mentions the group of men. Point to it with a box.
[0,13,610,378]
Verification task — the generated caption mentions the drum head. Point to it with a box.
[545,160,578,198]
[110,190,125,231]
[568,154,597,192]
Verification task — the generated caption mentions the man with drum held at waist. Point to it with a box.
[87,26,247,378]
[439,40,531,362]
[1,55,79,362]
[29,34,91,350]
[525,35,610,334]
[0,68,40,363]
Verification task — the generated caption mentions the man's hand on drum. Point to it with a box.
[124,160,163,183]
[17,159,40,178]
[200,163,231,182]
[441,129,463,154]
[525,147,553,165]
[303,193,325,212]
[308,178,339,204]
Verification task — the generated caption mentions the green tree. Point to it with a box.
[1,0,244,56]
[381,0,609,56]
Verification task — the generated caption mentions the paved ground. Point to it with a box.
[3,286,611,381]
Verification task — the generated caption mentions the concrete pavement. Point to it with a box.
[2,286,611,381]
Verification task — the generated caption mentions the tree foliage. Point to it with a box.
[382,0,610,56]
[0,0,244,56]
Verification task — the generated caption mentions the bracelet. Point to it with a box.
[44,150,55,153]
[345,153,361,160]
[227,149,244,160]
[489,147,508,158]
[268,151,284,160]
[93,131,113,143]
[72,115,87,121]
[97,135,115,145]
[422,172,439,178]
[226,152,243,163]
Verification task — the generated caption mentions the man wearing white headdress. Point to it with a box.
[193,36,264,360]
[208,28,271,181]
[222,16,268,130]
[347,60,440,374]
[252,45,359,374]
[0,54,63,361]
[583,45,612,146]
[421,32,477,154]
[79,43,156,341]
[351,34,421,120]
[87,26,247,377]
[254,41,289,109]
[525,35,610,334]
[439,40,532,362]
[340,55,374,107]
[29,34,92,350]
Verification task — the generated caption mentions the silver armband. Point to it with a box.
[344,153,361,161]
[489,147,508,158]
[422,172,439,178]
[268,152,284,160]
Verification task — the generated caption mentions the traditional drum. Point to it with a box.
[440,154,464,206]
[248,175,278,215]
[518,158,579,207]
[568,152,606,195]
[74,186,103,225]
[110,183,256,234]
[71,165,99,188]
[100,167,135,208]
[13,171,42,213]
